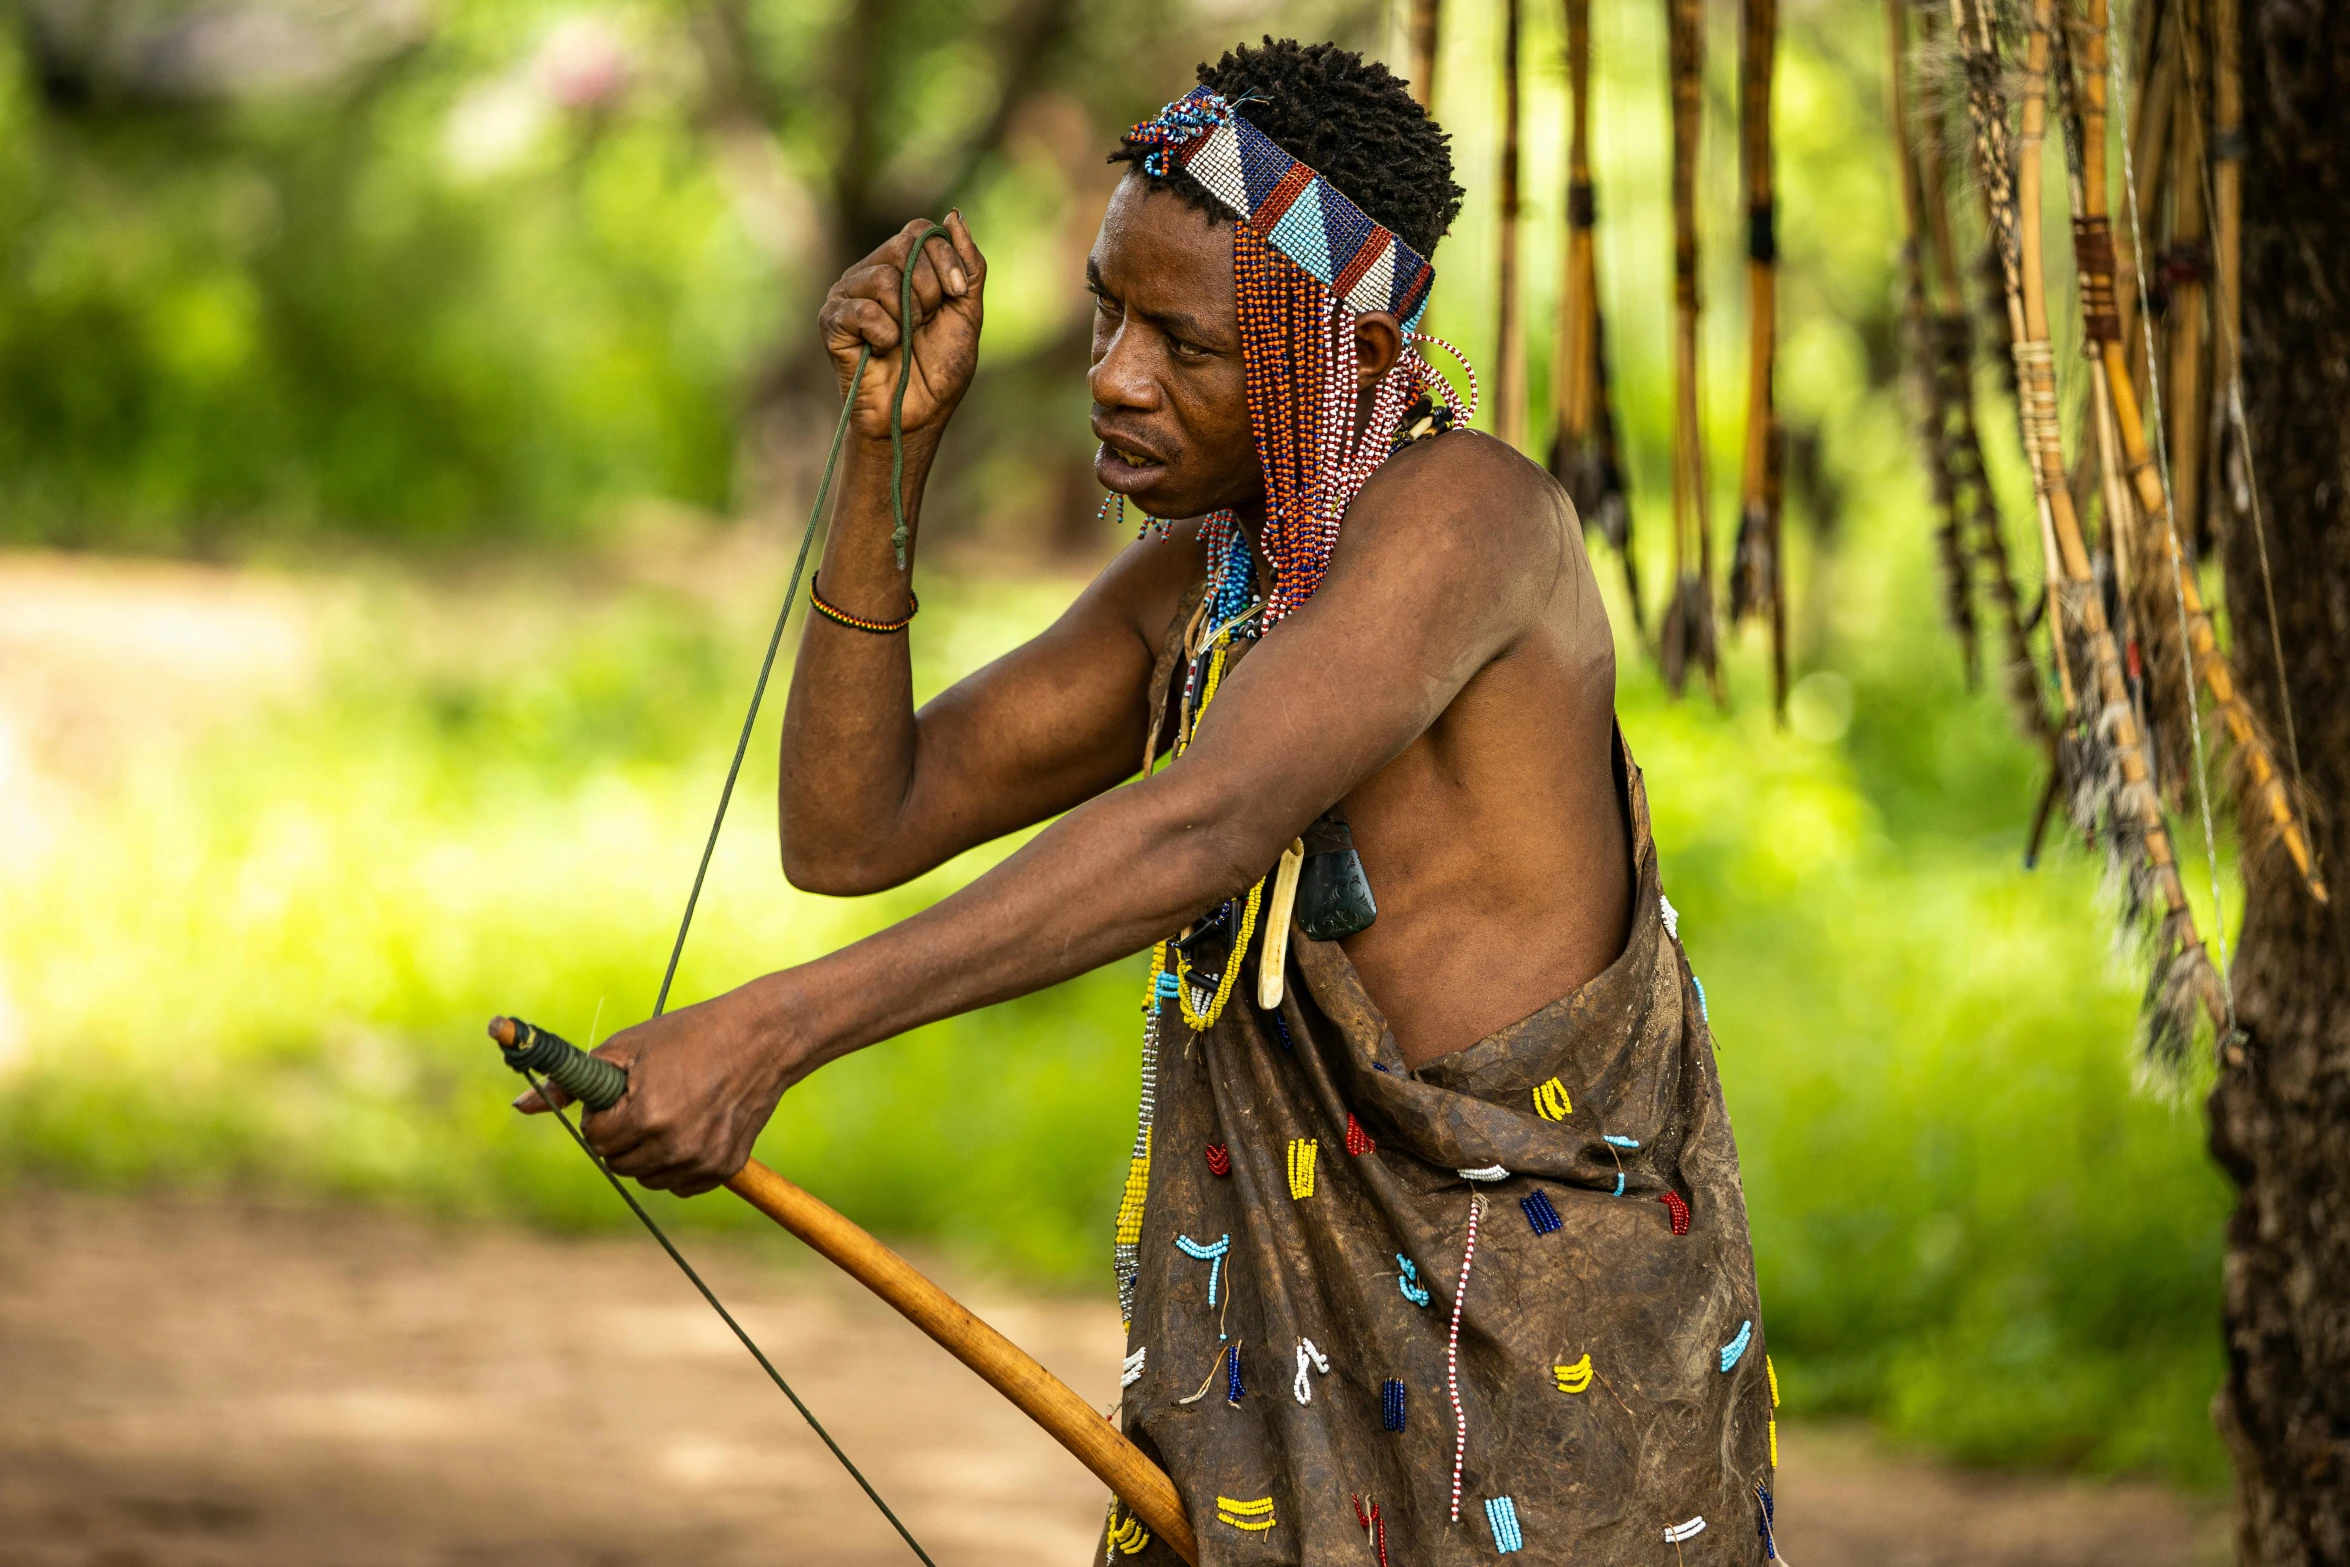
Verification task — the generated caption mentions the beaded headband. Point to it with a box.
[1124,86,1436,330]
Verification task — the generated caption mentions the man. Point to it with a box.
[527,39,1772,1565]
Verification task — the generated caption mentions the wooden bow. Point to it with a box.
[487,1016,1198,1563]
[724,1159,1198,1563]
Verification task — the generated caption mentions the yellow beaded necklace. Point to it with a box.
[1152,605,1269,1035]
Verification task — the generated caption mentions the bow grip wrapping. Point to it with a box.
[491,1016,627,1111]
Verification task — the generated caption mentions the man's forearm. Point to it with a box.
[765,765,1287,1081]
[777,432,938,891]
[808,428,935,616]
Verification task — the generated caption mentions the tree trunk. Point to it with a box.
[2209,2,2350,1559]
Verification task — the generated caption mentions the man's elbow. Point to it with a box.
[779,832,903,898]
[1160,800,1297,919]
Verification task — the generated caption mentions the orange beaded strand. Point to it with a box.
[809,575,919,634]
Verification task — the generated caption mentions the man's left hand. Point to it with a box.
[512,975,804,1197]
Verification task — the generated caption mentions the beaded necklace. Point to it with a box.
[1109,86,1479,1338]
[1199,514,1256,628]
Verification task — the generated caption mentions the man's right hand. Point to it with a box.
[781,203,1186,903]
[818,213,987,444]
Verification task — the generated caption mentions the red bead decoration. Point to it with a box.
[1352,1495,1390,1567]
[1205,1143,1232,1177]
[1345,1113,1374,1157]
[1230,218,1445,629]
[1659,1189,1692,1235]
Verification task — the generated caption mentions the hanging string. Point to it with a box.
[2109,15,2236,1034]
[519,1066,938,1566]
[542,229,958,1563]
[2225,375,2303,801]
[652,227,950,1018]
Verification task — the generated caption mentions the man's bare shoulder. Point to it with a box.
[1343,429,1576,619]
[1359,429,1569,549]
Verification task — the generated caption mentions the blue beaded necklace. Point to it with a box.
[1200,512,1259,634]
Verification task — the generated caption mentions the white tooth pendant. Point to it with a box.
[1258,839,1306,1010]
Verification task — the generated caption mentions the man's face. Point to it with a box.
[1087,173,1262,520]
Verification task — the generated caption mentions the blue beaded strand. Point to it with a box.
[1203,522,1255,629]
[1382,1378,1406,1431]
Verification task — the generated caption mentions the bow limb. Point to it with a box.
[726,1160,1200,1565]
[491,1015,1197,1561]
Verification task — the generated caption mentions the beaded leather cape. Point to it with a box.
[1111,635,1775,1563]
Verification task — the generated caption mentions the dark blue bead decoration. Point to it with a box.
[1382,1378,1405,1431]
[1228,1343,1245,1404]
[1520,1190,1563,1236]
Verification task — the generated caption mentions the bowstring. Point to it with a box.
[562,228,956,1563]
[522,1067,939,1567]
[654,225,951,1017]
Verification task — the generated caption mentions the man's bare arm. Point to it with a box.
[573,436,1568,1193]
[781,516,1195,894]
[780,215,1188,894]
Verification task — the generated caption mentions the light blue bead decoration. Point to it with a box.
[1486,1496,1525,1554]
[1397,1253,1431,1307]
[1177,1233,1231,1307]
[1603,1134,1641,1149]
[1719,1318,1754,1373]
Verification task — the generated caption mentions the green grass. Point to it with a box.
[0,537,2230,1488]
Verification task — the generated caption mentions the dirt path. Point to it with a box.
[0,1191,2222,1566]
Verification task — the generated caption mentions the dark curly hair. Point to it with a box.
[1111,38,1464,261]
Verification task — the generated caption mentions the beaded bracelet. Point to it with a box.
[809,575,918,634]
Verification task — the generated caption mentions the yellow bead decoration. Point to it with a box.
[1156,619,1269,1035]
[1216,1496,1277,1532]
[1113,1126,1151,1246]
[1108,1508,1150,1555]
[1168,874,1265,1033]
[1532,1077,1573,1120]
[1287,1137,1319,1199]
[1553,1353,1594,1394]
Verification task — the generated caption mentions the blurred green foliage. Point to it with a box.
[0,548,2228,1487]
[0,8,772,546]
[0,0,1355,549]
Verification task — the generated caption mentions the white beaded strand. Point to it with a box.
[1446,1192,1488,1523]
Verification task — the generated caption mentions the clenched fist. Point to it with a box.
[818,212,988,444]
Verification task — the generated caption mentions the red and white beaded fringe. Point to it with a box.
[1445,1191,1486,1522]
